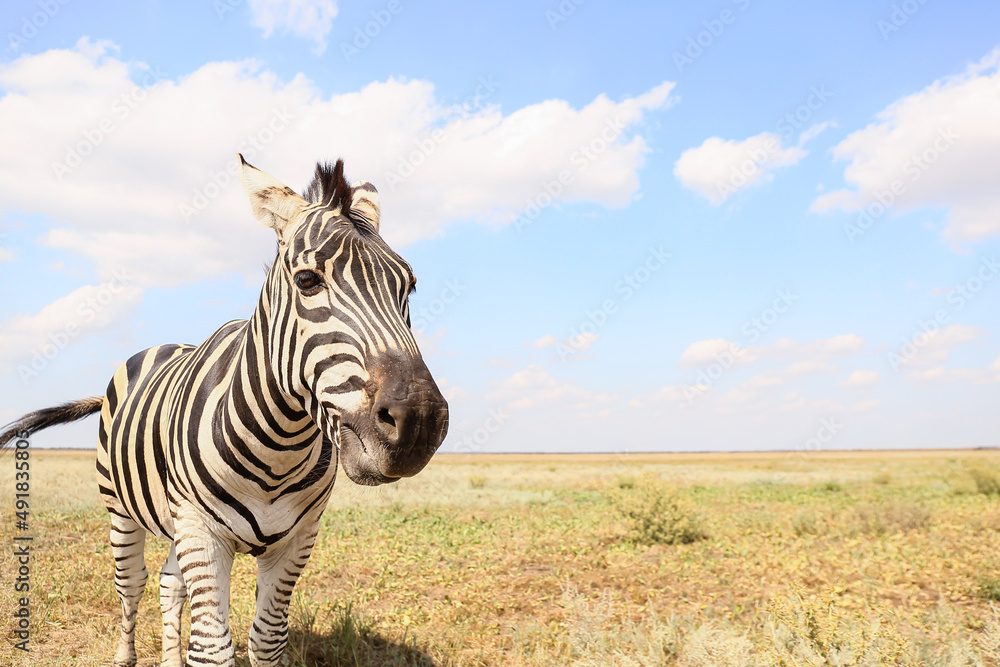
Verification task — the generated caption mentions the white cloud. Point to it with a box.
[902,352,1000,385]
[904,366,991,384]
[839,369,880,388]
[812,50,1000,244]
[723,361,838,405]
[529,331,599,356]
[674,131,807,204]
[678,338,758,369]
[777,392,849,413]
[679,334,865,370]
[0,246,13,261]
[530,334,559,349]
[0,40,674,290]
[628,385,691,408]
[487,364,615,412]
[412,327,451,358]
[0,281,143,373]
[785,395,878,414]
[892,324,984,368]
[676,334,868,407]
[434,377,466,402]
[766,334,866,359]
[247,0,338,54]
[566,331,598,352]
[798,120,836,145]
[785,360,838,376]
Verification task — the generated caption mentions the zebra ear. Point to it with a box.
[237,154,308,240]
[349,181,381,231]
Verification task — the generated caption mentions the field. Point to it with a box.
[3,448,1000,666]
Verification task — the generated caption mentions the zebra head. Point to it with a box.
[238,155,449,486]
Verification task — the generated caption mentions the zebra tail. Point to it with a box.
[0,397,104,448]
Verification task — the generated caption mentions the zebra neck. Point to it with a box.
[219,280,321,464]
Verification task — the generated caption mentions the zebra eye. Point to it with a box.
[294,271,322,291]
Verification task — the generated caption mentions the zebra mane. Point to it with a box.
[302,159,353,216]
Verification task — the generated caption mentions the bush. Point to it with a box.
[560,584,682,666]
[468,475,487,489]
[969,465,1000,495]
[977,575,1000,601]
[616,474,637,490]
[760,588,909,665]
[790,509,822,537]
[853,502,930,536]
[609,476,706,545]
[678,623,752,667]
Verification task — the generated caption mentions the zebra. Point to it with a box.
[0,155,449,666]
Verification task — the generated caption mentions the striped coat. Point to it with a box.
[0,156,449,666]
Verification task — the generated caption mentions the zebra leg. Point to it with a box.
[173,519,237,666]
[247,528,319,666]
[159,542,187,666]
[110,513,149,667]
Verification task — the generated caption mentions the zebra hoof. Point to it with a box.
[113,644,137,667]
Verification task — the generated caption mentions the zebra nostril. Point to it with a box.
[377,407,398,441]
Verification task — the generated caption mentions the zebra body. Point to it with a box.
[1,156,448,666]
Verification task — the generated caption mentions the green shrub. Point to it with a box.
[616,474,637,490]
[977,575,1000,601]
[760,588,909,665]
[609,476,706,545]
[791,509,822,537]
[853,502,930,536]
[469,475,487,489]
[969,465,1000,495]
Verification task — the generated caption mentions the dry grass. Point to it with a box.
[3,449,1000,665]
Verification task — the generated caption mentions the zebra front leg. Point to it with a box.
[173,517,237,666]
[110,513,149,667]
[248,528,319,666]
[159,542,187,666]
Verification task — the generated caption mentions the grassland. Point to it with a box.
[3,448,1000,665]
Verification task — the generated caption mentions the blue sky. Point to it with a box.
[1,0,998,452]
